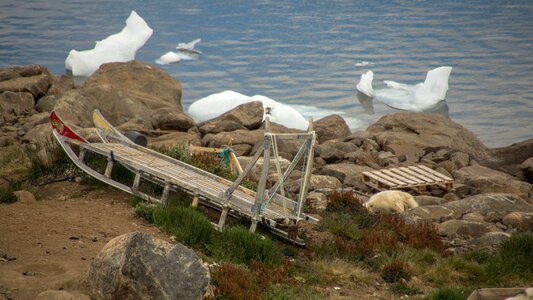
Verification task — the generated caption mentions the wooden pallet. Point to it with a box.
[362,165,454,193]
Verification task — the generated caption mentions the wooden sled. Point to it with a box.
[51,110,318,244]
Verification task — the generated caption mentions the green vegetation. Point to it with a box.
[23,138,73,180]
[6,137,533,299]
[0,186,17,203]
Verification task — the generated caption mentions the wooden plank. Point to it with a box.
[407,166,445,182]
[388,168,426,184]
[363,172,396,187]
[417,164,453,181]
[380,169,418,185]
[371,171,409,187]
[397,167,436,183]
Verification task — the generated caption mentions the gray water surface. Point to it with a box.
[1,0,532,147]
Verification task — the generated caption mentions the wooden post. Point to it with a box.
[132,172,141,191]
[191,194,199,208]
[161,182,171,205]
[104,151,115,178]
[218,205,229,229]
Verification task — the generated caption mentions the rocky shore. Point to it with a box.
[1,60,532,256]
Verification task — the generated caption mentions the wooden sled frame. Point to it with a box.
[51,110,318,245]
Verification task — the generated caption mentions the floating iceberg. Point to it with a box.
[188,90,309,130]
[176,38,202,55]
[65,10,153,77]
[356,66,453,111]
[155,51,197,65]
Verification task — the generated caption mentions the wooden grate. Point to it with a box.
[362,164,454,193]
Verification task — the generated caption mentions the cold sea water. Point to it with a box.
[1,0,532,147]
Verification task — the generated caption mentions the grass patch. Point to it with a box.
[485,232,533,282]
[0,186,17,203]
[134,202,214,250]
[209,226,283,266]
[425,287,471,300]
[389,282,421,296]
[23,138,74,180]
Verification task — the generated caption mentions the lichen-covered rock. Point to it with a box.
[314,114,351,143]
[84,232,209,300]
[366,112,490,160]
[198,101,263,134]
[151,107,196,131]
[452,165,532,198]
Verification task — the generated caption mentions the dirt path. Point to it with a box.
[0,181,171,299]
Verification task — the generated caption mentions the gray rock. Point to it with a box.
[237,156,291,183]
[199,101,263,133]
[442,193,533,219]
[437,220,493,239]
[84,232,209,300]
[84,61,183,110]
[151,107,196,131]
[502,211,533,231]
[0,91,34,116]
[461,212,484,222]
[306,191,328,211]
[414,195,445,206]
[450,152,470,169]
[366,112,490,161]
[317,140,358,163]
[21,123,52,145]
[149,131,202,149]
[314,114,351,144]
[285,175,341,193]
[0,66,52,98]
[403,205,454,222]
[452,165,532,198]
[202,129,264,148]
[520,157,533,183]
[467,232,511,251]
[320,163,373,186]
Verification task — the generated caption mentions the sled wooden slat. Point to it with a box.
[52,109,320,245]
[363,165,454,194]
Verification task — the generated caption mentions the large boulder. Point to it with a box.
[0,91,34,116]
[441,193,533,219]
[452,165,532,198]
[0,65,53,99]
[319,163,374,188]
[366,112,490,161]
[52,61,183,129]
[317,139,358,163]
[84,232,209,300]
[84,61,183,110]
[520,157,533,183]
[199,101,263,134]
[202,129,264,148]
[151,107,196,131]
[314,114,351,143]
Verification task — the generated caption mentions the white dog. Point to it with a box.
[363,190,419,214]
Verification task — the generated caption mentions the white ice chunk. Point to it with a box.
[356,70,375,98]
[65,10,153,77]
[188,90,309,130]
[356,67,452,111]
[155,51,197,65]
[176,38,202,54]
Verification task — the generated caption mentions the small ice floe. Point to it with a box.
[65,10,153,77]
[176,38,202,55]
[188,90,309,130]
[356,66,453,111]
[354,61,374,67]
[155,51,197,65]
